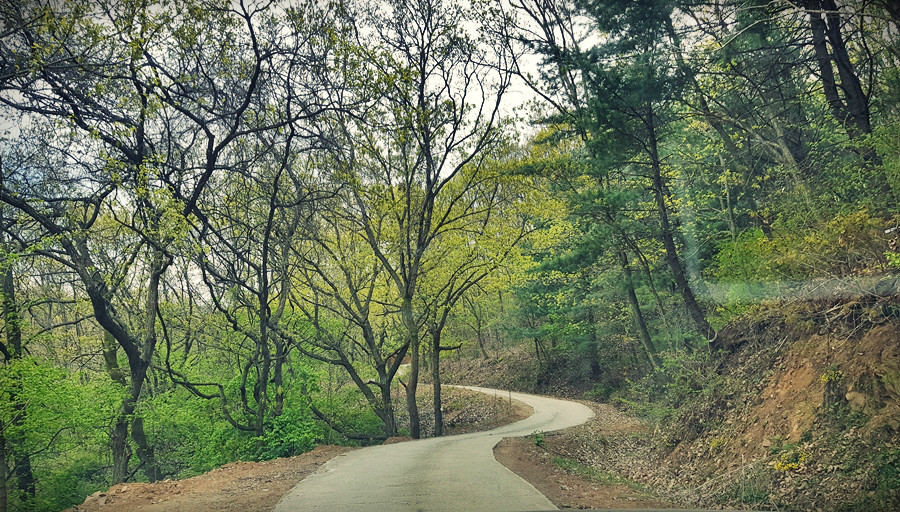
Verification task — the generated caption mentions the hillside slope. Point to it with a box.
[443,303,900,511]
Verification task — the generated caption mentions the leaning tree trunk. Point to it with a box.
[618,250,661,368]
[805,0,871,139]
[647,114,716,341]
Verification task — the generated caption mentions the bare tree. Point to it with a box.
[329,0,515,438]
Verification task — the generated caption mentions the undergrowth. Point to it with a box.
[551,456,644,491]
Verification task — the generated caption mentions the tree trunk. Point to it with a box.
[12,418,33,509]
[124,353,161,481]
[111,417,130,484]
[374,332,403,438]
[102,331,127,386]
[647,114,715,341]
[469,300,490,359]
[586,310,601,380]
[401,298,420,439]
[805,0,871,138]
[2,256,34,506]
[477,338,489,359]
[618,250,660,368]
[431,329,443,437]
[377,382,397,437]
[102,331,131,483]
[131,415,161,482]
[255,313,271,441]
[273,342,285,417]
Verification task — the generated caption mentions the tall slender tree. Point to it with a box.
[329,0,514,438]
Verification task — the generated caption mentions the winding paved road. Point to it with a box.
[274,386,594,512]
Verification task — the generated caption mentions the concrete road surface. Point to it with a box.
[274,386,594,512]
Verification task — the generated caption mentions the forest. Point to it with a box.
[0,0,898,510]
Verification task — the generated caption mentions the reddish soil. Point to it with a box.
[736,322,900,453]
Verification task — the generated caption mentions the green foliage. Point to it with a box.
[530,430,545,448]
[0,359,124,512]
[314,386,387,441]
[0,352,329,511]
[835,448,900,512]
[773,447,810,472]
[820,365,844,385]
[255,406,321,461]
[1,0,899,510]
[143,389,239,475]
[874,449,900,494]
[715,211,896,287]
[143,359,327,474]
[714,228,777,283]
[868,124,900,199]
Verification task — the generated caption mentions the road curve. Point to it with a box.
[274,386,594,512]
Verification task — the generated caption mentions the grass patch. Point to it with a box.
[551,456,644,491]
[716,463,773,507]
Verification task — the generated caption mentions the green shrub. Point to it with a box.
[715,211,896,290]
[256,406,321,460]
[874,449,900,494]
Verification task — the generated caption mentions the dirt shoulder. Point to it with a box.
[494,400,677,510]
